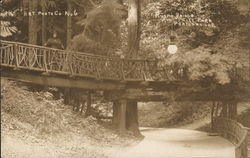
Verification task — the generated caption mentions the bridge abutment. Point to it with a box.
[113,100,127,131]
[126,101,140,135]
[112,99,140,135]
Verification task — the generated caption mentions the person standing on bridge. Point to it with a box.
[44,31,64,49]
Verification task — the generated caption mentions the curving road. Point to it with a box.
[110,128,235,158]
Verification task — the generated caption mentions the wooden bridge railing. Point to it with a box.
[213,117,248,158]
[0,40,186,81]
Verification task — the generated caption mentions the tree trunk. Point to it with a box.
[28,0,38,44]
[85,91,92,116]
[211,102,215,129]
[220,101,237,119]
[112,99,127,131]
[113,101,119,126]
[126,100,140,135]
[63,88,71,105]
[41,1,47,45]
[66,0,72,49]
[220,102,228,117]
[127,0,141,58]
[228,101,237,119]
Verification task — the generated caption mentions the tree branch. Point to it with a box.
[88,0,96,7]
[70,0,86,8]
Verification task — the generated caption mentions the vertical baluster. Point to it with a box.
[69,52,74,75]
[10,45,14,65]
[4,46,7,65]
[14,43,19,68]
[2,46,6,64]
[48,49,51,71]
[43,49,48,72]
[0,46,2,64]
[95,58,100,79]
[28,47,31,68]
[121,59,125,80]
[6,47,9,65]
[143,60,148,81]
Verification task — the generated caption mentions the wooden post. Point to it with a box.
[221,102,228,117]
[43,50,48,72]
[229,101,237,120]
[113,101,119,126]
[14,43,19,68]
[85,91,92,116]
[126,100,140,135]
[116,100,127,131]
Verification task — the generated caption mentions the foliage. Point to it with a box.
[70,0,126,56]
[0,11,18,37]
[138,102,210,127]
[0,1,20,38]
[160,46,233,84]
[140,0,249,84]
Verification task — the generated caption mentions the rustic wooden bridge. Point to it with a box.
[1,40,248,100]
[1,40,249,158]
[0,40,188,90]
[0,40,185,80]
[0,40,189,132]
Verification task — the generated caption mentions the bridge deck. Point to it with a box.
[1,41,249,102]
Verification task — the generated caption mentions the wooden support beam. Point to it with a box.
[228,101,238,120]
[85,91,92,116]
[112,101,119,126]
[126,101,140,135]
[116,100,127,131]
[1,68,125,90]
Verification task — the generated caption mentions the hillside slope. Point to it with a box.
[1,79,134,158]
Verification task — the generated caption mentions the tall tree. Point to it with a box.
[66,0,72,49]
[28,0,38,44]
[41,1,47,45]
[127,0,141,58]
[125,0,141,135]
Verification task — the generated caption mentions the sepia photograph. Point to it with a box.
[0,0,250,158]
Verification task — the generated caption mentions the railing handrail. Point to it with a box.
[0,40,155,62]
[1,40,248,82]
[1,40,170,81]
[213,117,248,158]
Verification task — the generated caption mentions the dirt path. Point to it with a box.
[109,128,235,158]
[109,103,250,158]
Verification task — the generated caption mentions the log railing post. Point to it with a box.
[126,100,140,135]
[43,49,48,72]
[68,52,74,75]
[93,58,100,80]
[14,43,19,68]
[121,59,125,80]
[114,99,127,131]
